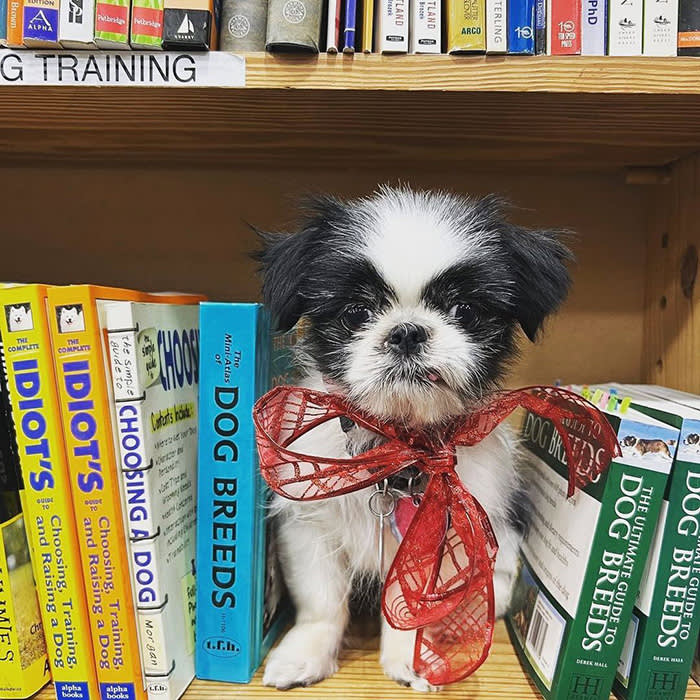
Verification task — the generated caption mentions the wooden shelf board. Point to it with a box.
[243,53,700,94]
[34,621,700,699]
[2,55,700,169]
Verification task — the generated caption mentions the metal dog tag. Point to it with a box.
[368,481,397,577]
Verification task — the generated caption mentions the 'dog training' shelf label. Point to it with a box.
[0,51,245,86]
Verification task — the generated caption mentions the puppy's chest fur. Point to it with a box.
[274,379,523,579]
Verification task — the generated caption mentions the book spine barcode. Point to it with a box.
[528,607,548,658]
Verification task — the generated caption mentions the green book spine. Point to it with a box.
[507,396,676,700]
[610,386,700,700]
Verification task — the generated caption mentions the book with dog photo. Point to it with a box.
[506,386,676,700]
[0,284,99,700]
[47,285,203,700]
[606,384,700,700]
[103,300,200,700]
[195,303,297,683]
[0,329,50,699]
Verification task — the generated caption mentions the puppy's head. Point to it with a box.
[622,435,637,447]
[256,187,572,426]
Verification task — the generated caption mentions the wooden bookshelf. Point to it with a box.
[2,54,700,700]
[32,620,700,699]
[2,55,700,170]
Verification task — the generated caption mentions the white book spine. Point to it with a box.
[376,0,408,51]
[410,0,440,52]
[59,0,96,46]
[643,0,678,55]
[326,0,340,51]
[608,0,643,54]
[486,0,506,52]
[581,0,605,54]
[107,320,173,699]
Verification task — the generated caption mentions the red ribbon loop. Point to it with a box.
[253,385,621,685]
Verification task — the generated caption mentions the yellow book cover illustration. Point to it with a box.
[0,330,49,699]
[0,285,100,700]
[447,0,485,52]
[47,285,203,700]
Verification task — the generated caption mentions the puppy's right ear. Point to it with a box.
[253,194,348,332]
[253,230,309,332]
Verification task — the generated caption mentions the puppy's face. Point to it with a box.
[258,188,572,426]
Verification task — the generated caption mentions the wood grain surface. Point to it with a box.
[33,621,700,699]
[643,152,700,393]
[3,56,700,169]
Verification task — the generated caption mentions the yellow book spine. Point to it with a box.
[47,287,147,700]
[447,0,485,52]
[362,0,374,51]
[0,510,50,699]
[0,285,100,700]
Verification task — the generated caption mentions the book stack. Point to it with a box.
[0,285,293,700]
[0,0,696,53]
[508,382,700,700]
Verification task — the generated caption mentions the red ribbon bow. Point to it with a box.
[253,385,621,686]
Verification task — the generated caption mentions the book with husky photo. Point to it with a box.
[507,386,676,700]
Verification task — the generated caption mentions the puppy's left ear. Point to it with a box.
[504,225,573,342]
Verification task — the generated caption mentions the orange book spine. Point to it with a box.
[48,286,148,700]
[6,0,22,46]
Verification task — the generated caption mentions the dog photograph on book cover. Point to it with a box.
[254,185,573,691]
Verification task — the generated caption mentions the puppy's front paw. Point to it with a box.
[381,658,442,693]
[263,622,340,690]
[380,626,441,692]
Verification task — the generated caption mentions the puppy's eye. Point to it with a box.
[449,303,478,326]
[341,305,372,329]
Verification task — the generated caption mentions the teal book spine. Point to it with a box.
[195,303,293,683]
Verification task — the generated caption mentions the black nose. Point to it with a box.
[387,324,428,355]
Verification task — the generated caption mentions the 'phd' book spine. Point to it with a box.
[581,0,605,54]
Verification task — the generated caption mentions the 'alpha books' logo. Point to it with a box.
[228,14,250,38]
[282,0,306,24]
[176,12,195,36]
[27,9,53,32]
[68,0,83,24]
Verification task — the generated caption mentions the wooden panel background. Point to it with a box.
[643,153,700,393]
[0,166,647,388]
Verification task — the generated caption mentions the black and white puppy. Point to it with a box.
[256,186,572,692]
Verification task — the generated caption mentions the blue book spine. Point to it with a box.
[534,0,546,52]
[23,3,59,43]
[343,0,357,51]
[581,0,606,54]
[0,0,6,43]
[195,302,270,683]
[507,0,535,52]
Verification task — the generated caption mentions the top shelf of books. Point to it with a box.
[247,53,700,93]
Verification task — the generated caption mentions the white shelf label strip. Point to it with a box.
[0,51,246,87]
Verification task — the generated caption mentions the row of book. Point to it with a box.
[225,0,700,55]
[2,0,699,54]
[0,283,295,700]
[507,383,700,700]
